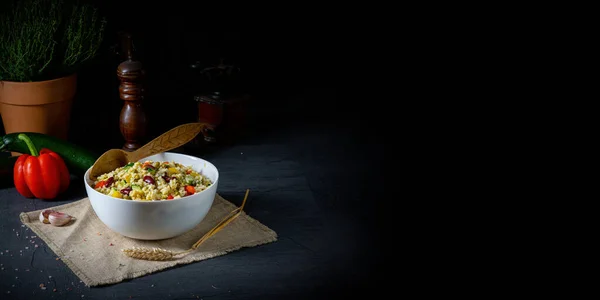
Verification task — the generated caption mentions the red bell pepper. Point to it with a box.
[13,134,70,199]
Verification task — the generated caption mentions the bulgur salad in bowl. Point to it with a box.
[91,160,213,201]
[84,152,219,240]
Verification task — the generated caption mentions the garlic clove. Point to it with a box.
[48,211,74,227]
[39,209,55,224]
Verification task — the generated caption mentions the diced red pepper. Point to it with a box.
[95,180,106,189]
[167,194,174,200]
[185,185,195,195]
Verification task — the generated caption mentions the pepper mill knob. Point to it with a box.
[117,32,146,152]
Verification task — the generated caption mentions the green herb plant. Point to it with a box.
[0,0,106,82]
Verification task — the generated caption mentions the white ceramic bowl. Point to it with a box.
[83,152,219,240]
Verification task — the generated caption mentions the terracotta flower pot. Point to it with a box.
[0,74,77,155]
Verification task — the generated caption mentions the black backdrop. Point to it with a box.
[1,0,351,152]
[64,2,348,153]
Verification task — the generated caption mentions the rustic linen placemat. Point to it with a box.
[19,194,278,287]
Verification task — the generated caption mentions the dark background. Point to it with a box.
[0,0,375,148]
[63,1,358,152]
[1,1,388,298]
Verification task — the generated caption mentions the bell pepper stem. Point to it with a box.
[17,134,39,156]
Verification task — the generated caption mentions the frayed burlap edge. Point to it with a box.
[19,195,278,287]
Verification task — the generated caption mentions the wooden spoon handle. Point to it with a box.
[129,123,207,162]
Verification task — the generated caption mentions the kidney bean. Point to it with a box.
[105,177,114,188]
[162,175,170,183]
[143,176,155,185]
[120,187,132,195]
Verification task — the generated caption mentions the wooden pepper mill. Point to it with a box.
[117,32,146,151]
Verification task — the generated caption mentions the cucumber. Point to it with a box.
[0,132,98,176]
[0,155,17,187]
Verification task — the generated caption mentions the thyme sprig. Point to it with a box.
[0,0,105,82]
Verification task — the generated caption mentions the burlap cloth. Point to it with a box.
[19,194,278,287]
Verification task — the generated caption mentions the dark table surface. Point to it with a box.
[0,89,386,299]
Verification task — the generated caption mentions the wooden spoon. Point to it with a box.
[89,122,210,181]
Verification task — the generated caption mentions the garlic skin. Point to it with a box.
[48,212,74,226]
[39,209,55,224]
